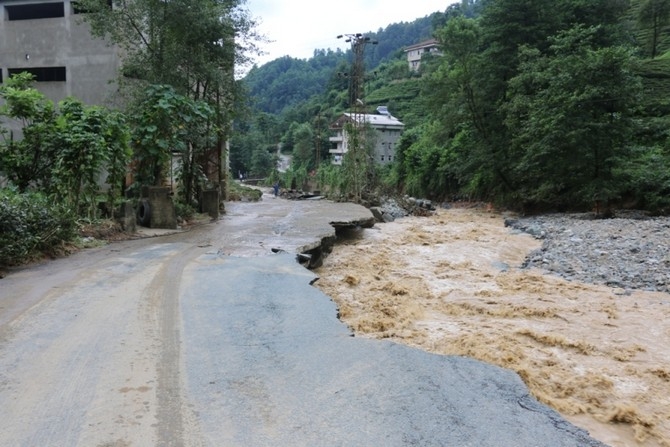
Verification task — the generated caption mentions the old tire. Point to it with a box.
[137,199,151,227]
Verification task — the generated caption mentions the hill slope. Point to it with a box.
[242,14,439,115]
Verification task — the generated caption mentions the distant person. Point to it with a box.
[273,182,279,197]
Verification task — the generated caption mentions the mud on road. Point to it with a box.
[314,206,670,447]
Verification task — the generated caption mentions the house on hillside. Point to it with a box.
[329,108,404,165]
[404,38,441,72]
[0,0,120,106]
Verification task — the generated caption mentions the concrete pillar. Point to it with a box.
[201,189,219,220]
[219,181,226,214]
[117,200,136,232]
[138,186,177,229]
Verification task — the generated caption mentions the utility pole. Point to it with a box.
[337,33,377,202]
[337,33,377,112]
[315,111,321,170]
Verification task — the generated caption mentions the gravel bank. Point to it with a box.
[505,213,670,294]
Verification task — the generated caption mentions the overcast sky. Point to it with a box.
[244,1,457,67]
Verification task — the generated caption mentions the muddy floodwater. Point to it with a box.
[314,206,670,447]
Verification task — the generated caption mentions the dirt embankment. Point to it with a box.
[314,206,670,447]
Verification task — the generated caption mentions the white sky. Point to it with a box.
[244,0,457,67]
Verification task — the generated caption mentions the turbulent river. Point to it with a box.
[314,205,670,447]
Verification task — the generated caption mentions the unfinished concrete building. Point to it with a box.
[0,0,120,105]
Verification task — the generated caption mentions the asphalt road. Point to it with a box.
[0,190,606,446]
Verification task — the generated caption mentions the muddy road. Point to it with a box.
[0,191,606,446]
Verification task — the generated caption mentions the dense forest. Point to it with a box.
[235,0,670,214]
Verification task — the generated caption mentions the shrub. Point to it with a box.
[0,188,78,266]
[174,200,196,221]
[227,180,262,202]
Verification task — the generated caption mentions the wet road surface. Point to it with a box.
[0,190,606,446]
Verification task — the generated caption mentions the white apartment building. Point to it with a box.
[329,110,404,165]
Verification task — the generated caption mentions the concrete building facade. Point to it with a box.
[329,111,404,165]
[0,0,120,106]
[404,38,441,72]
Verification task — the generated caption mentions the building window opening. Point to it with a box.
[9,67,66,82]
[6,2,65,20]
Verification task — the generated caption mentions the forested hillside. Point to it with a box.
[242,14,437,115]
[235,0,670,214]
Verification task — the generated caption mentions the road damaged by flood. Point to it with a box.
[0,191,606,446]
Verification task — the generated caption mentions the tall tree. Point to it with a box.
[447,0,564,196]
[291,123,315,169]
[505,25,641,209]
[80,0,255,91]
[79,0,259,195]
[638,0,670,58]
[479,0,561,88]
[0,73,57,192]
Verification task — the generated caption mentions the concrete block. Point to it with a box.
[139,186,177,229]
[117,200,136,232]
[201,189,220,219]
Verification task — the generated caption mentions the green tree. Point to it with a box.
[229,123,259,176]
[130,84,185,188]
[129,84,216,207]
[79,0,253,90]
[339,120,377,202]
[470,0,563,194]
[256,112,282,145]
[0,73,58,192]
[638,0,670,58]
[50,99,130,218]
[53,98,110,217]
[505,25,641,209]
[100,109,132,215]
[175,99,217,207]
[250,146,276,178]
[416,15,502,199]
[291,123,314,169]
[433,16,483,139]
[79,0,258,197]
[403,0,637,204]
[281,121,300,154]
[0,73,131,218]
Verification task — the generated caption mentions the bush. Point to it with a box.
[228,180,262,202]
[174,200,196,221]
[0,188,78,266]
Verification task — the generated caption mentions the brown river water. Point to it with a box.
[314,206,670,447]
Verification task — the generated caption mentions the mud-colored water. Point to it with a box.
[314,206,670,447]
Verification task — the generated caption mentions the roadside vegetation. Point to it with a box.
[0,188,78,267]
[0,0,256,267]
